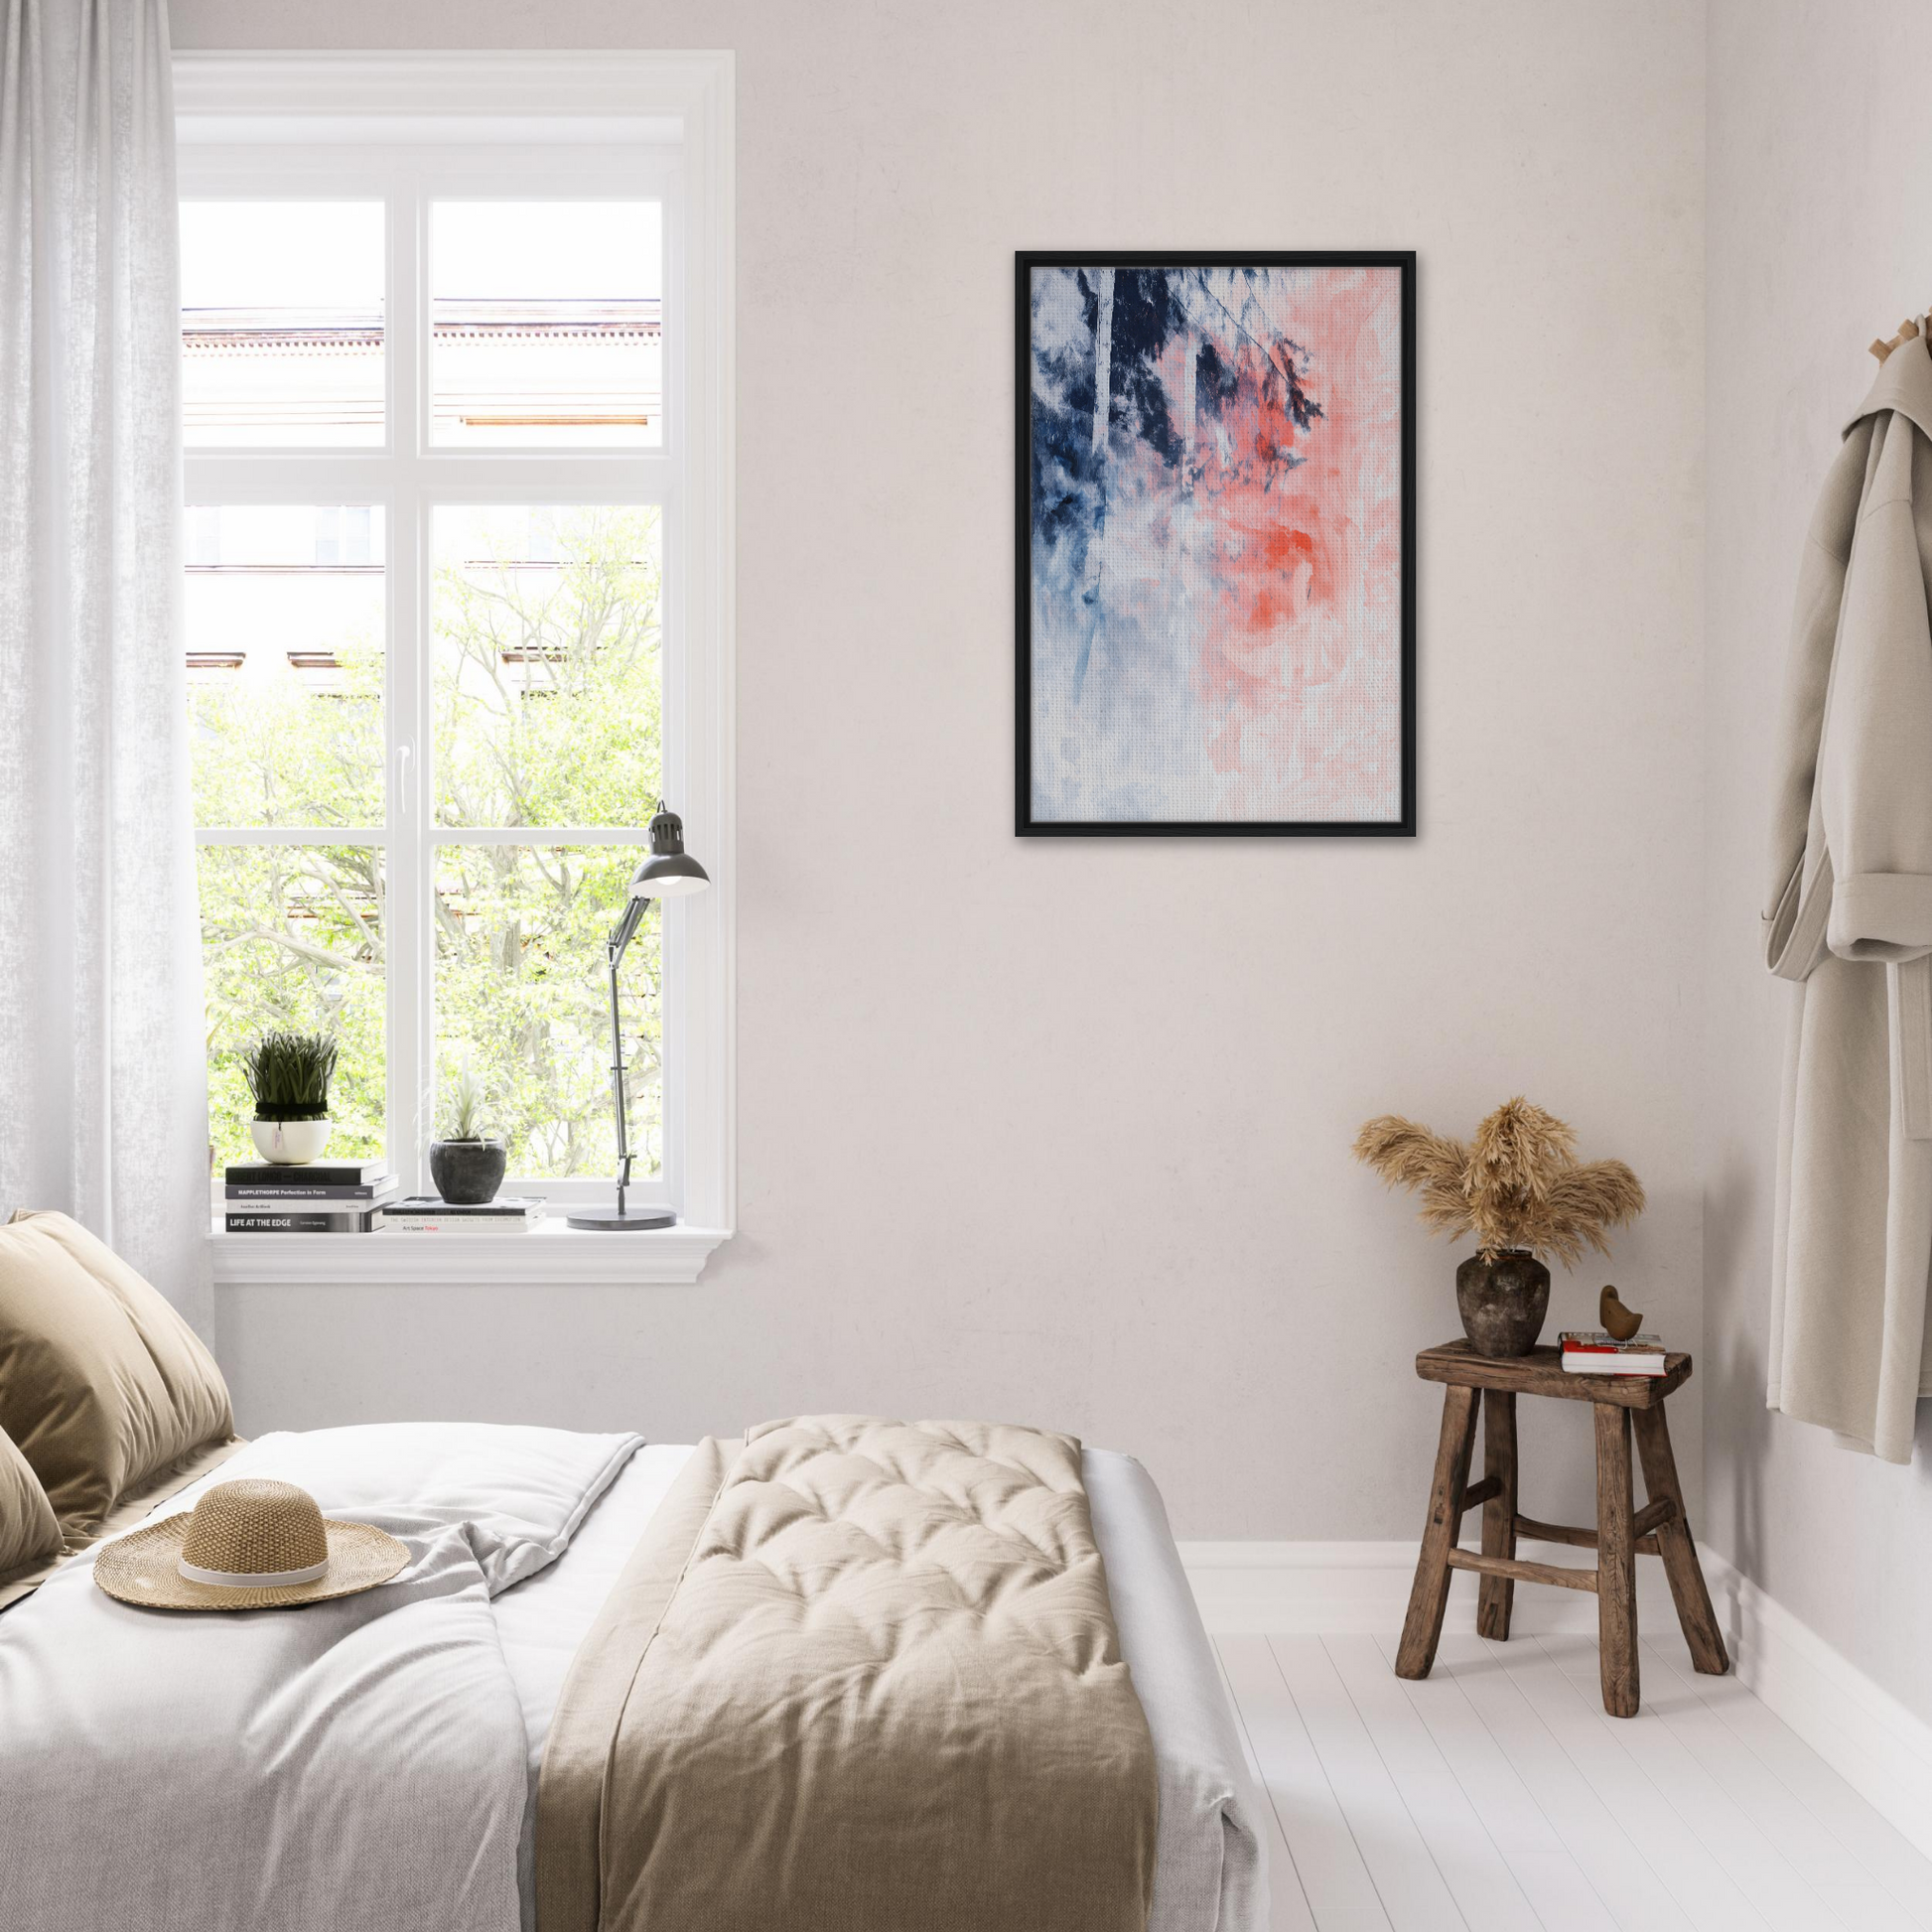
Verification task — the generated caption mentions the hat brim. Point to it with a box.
[93,1514,410,1611]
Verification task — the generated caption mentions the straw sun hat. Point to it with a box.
[93,1478,409,1610]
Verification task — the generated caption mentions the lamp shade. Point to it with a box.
[629,804,710,900]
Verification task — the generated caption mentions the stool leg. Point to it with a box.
[1476,1389,1518,1640]
[1632,1405,1729,1676]
[1594,1401,1640,1718]
[1397,1384,1479,1680]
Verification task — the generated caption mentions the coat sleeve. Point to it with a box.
[1821,413,1932,964]
[1763,425,1869,979]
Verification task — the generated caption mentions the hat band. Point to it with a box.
[178,1555,330,1588]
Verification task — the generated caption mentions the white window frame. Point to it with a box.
[179,54,735,1285]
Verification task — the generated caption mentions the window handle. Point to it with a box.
[396,741,413,820]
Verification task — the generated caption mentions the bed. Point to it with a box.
[0,1421,1266,1932]
[0,1215,1264,1929]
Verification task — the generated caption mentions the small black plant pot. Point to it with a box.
[428,1139,507,1206]
[1454,1250,1551,1357]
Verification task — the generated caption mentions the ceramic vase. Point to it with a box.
[1454,1249,1551,1357]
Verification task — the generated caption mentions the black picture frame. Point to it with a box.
[1016,250,1417,838]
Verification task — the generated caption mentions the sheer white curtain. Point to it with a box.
[0,0,208,1328]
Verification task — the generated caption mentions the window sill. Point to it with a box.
[208,1219,731,1286]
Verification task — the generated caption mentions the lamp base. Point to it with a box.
[566,1205,677,1231]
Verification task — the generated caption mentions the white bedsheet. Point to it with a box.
[0,1423,640,1932]
[491,1444,1267,1932]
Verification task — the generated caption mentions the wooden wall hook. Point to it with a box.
[1870,315,1926,363]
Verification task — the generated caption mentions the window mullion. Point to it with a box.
[386,163,427,1197]
[194,827,390,847]
[431,826,651,846]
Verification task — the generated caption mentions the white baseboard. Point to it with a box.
[1698,1546,1932,1865]
[1179,1538,1932,1866]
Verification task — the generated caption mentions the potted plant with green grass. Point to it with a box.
[243,1032,339,1166]
[428,1066,508,1206]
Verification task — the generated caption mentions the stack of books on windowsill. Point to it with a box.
[1559,1330,1669,1377]
[223,1160,396,1233]
[378,1196,547,1235]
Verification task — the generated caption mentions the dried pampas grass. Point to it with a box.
[1351,1116,1473,1239]
[1352,1096,1644,1266]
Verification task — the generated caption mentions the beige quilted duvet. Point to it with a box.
[535,1416,1159,1932]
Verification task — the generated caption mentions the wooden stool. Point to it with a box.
[1394,1339,1727,1718]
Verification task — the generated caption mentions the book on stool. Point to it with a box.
[1560,1328,1667,1375]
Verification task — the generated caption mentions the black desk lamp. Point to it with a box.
[568,803,709,1230]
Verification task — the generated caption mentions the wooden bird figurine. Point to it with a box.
[1599,1285,1643,1341]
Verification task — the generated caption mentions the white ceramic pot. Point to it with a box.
[250,1118,334,1165]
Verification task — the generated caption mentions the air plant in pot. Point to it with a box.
[1352,1097,1646,1357]
[243,1032,339,1166]
[428,1066,508,1206]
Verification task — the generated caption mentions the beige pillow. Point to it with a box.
[0,1423,62,1583]
[0,1211,233,1532]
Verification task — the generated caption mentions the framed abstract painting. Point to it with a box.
[1017,251,1416,836]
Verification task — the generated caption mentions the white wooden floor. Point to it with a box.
[1214,1629,1932,1931]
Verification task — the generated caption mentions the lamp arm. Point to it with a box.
[605,897,651,1217]
[609,892,648,959]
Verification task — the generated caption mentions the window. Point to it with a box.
[176,55,735,1278]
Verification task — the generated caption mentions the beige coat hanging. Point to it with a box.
[1765,333,1932,1461]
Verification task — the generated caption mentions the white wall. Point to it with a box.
[1704,0,1932,1727]
[177,0,1708,1541]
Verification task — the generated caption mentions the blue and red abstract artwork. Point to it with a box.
[1020,256,1413,833]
